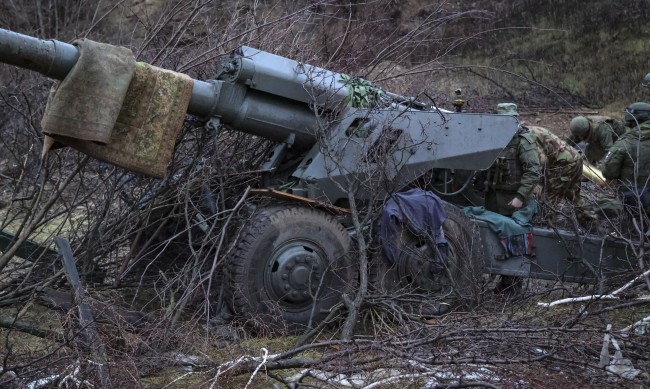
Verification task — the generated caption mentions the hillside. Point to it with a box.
[452,0,650,110]
[345,0,650,113]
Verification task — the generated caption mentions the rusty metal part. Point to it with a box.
[249,188,350,215]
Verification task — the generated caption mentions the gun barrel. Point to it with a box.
[0,28,78,80]
[0,28,217,118]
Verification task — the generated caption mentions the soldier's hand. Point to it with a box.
[508,197,524,209]
[532,185,543,198]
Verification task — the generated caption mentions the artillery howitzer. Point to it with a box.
[0,29,635,332]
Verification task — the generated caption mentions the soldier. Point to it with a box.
[483,103,541,216]
[601,102,650,217]
[567,115,626,164]
[482,104,602,294]
[528,125,601,229]
[481,103,542,294]
[491,104,600,230]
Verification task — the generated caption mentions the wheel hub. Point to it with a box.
[267,242,325,305]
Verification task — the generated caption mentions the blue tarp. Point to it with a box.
[380,189,447,264]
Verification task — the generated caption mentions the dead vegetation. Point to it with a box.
[0,1,649,388]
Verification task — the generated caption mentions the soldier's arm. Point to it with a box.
[601,144,624,180]
[597,123,614,150]
[516,135,542,201]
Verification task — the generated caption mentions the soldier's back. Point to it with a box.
[528,125,580,165]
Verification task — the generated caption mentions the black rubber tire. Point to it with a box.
[370,202,486,305]
[225,205,356,334]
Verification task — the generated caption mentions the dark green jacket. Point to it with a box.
[567,116,626,163]
[602,121,650,188]
[515,130,543,201]
[484,129,541,216]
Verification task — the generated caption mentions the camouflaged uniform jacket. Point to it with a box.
[528,126,583,195]
[513,129,542,201]
[602,121,650,189]
[485,128,541,200]
[529,126,582,166]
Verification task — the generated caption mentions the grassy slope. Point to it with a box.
[448,0,650,109]
[324,0,650,116]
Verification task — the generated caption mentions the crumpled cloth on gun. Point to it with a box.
[463,203,538,257]
[41,39,194,178]
[41,38,135,143]
[380,189,448,265]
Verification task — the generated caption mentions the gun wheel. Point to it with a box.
[370,203,486,306]
[225,205,356,334]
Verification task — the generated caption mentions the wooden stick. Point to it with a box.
[55,237,111,388]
